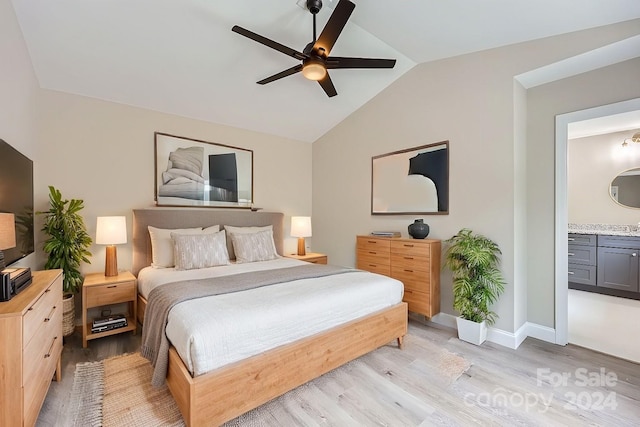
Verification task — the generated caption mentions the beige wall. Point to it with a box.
[313,20,640,334]
[0,0,40,270]
[34,90,312,274]
[568,129,640,224]
[527,59,640,327]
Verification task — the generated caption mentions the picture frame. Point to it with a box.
[154,132,253,208]
[371,141,449,215]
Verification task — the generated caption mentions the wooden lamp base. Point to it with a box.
[297,237,306,256]
[104,245,118,277]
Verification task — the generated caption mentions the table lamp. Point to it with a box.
[291,216,312,256]
[96,216,127,277]
[0,213,16,270]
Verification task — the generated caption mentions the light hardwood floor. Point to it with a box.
[37,319,640,426]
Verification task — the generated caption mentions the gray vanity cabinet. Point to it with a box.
[569,233,640,298]
[568,233,597,286]
[597,236,640,292]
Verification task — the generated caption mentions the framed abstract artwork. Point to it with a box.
[154,132,253,208]
[371,141,449,215]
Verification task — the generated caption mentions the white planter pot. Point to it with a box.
[456,317,487,345]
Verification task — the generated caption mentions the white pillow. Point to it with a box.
[224,225,277,259]
[230,230,279,263]
[172,230,230,270]
[148,225,220,268]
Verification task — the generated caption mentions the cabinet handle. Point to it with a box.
[44,336,57,358]
[368,264,377,268]
[568,238,575,241]
[44,305,56,322]
[568,253,575,256]
[404,269,413,273]
[404,257,414,260]
[405,289,413,294]
[403,244,414,248]
[367,240,377,244]
[368,251,377,255]
[568,271,575,275]
[107,285,117,288]
[44,288,51,293]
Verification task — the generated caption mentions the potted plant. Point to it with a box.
[39,186,92,337]
[444,228,505,345]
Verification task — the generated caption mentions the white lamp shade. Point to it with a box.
[96,216,127,245]
[291,216,312,238]
[0,213,16,250]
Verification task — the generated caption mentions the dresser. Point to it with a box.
[356,236,441,317]
[0,269,63,427]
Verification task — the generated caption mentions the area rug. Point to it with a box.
[70,339,470,426]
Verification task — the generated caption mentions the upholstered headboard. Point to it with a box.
[132,208,284,276]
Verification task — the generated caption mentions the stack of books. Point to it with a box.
[370,231,401,238]
[91,314,128,333]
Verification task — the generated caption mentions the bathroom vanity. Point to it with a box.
[569,224,640,300]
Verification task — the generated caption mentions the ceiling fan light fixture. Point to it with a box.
[302,60,327,81]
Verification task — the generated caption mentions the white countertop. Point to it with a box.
[568,223,640,237]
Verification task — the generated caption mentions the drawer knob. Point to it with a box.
[568,271,575,275]
[568,253,575,256]
[568,238,575,241]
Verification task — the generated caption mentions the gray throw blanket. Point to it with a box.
[141,264,356,386]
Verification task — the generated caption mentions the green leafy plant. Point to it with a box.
[39,186,92,294]
[444,228,505,325]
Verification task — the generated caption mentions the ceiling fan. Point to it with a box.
[231,0,396,98]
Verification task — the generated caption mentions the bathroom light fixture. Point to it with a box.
[622,131,640,147]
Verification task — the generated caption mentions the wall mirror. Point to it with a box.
[371,141,449,215]
[155,132,253,208]
[610,166,640,209]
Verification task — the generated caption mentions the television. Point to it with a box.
[0,139,34,267]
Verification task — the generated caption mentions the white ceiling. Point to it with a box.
[11,0,640,142]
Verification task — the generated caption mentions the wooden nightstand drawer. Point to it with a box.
[86,280,136,306]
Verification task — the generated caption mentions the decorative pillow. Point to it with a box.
[168,146,204,175]
[148,225,220,268]
[230,230,279,263]
[172,230,230,270]
[223,225,277,259]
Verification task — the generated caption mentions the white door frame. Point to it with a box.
[555,98,640,345]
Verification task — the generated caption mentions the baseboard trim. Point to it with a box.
[429,313,556,349]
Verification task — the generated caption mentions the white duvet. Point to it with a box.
[137,258,404,376]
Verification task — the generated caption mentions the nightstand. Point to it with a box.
[285,252,328,264]
[82,271,137,348]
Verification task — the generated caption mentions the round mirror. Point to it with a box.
[610,167,640,208]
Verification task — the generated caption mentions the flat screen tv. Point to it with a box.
[0,139,34,267]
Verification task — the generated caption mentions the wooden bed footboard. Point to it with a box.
[165,302,408,426]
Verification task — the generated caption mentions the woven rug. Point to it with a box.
[70,338,470,426]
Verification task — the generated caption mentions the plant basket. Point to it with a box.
[62,293,75,337]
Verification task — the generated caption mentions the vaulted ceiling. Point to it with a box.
[11,0,640,142]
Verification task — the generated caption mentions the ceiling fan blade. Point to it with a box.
[326,57,396,69]
[313,0,355,57]
[257,64,303,85]
[232,25,306,61]
[318,73,338,97]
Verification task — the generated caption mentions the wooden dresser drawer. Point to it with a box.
[356,260,390,276]
[391,267,430,292]
[357,236,391,251]
[357,249,390,265]
[390,254,430,272]
[403,288,431,315]
[86,280,136,306]
[23,279,59,346]
[390,240,430,257]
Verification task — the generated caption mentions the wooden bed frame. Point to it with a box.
[132,208,408,426]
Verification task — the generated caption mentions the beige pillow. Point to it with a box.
[172,230,230,270]
[148,225,220,268]
[230,230,279,263]
[223,225,277,259]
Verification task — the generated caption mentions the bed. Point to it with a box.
[132,208,408,426]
